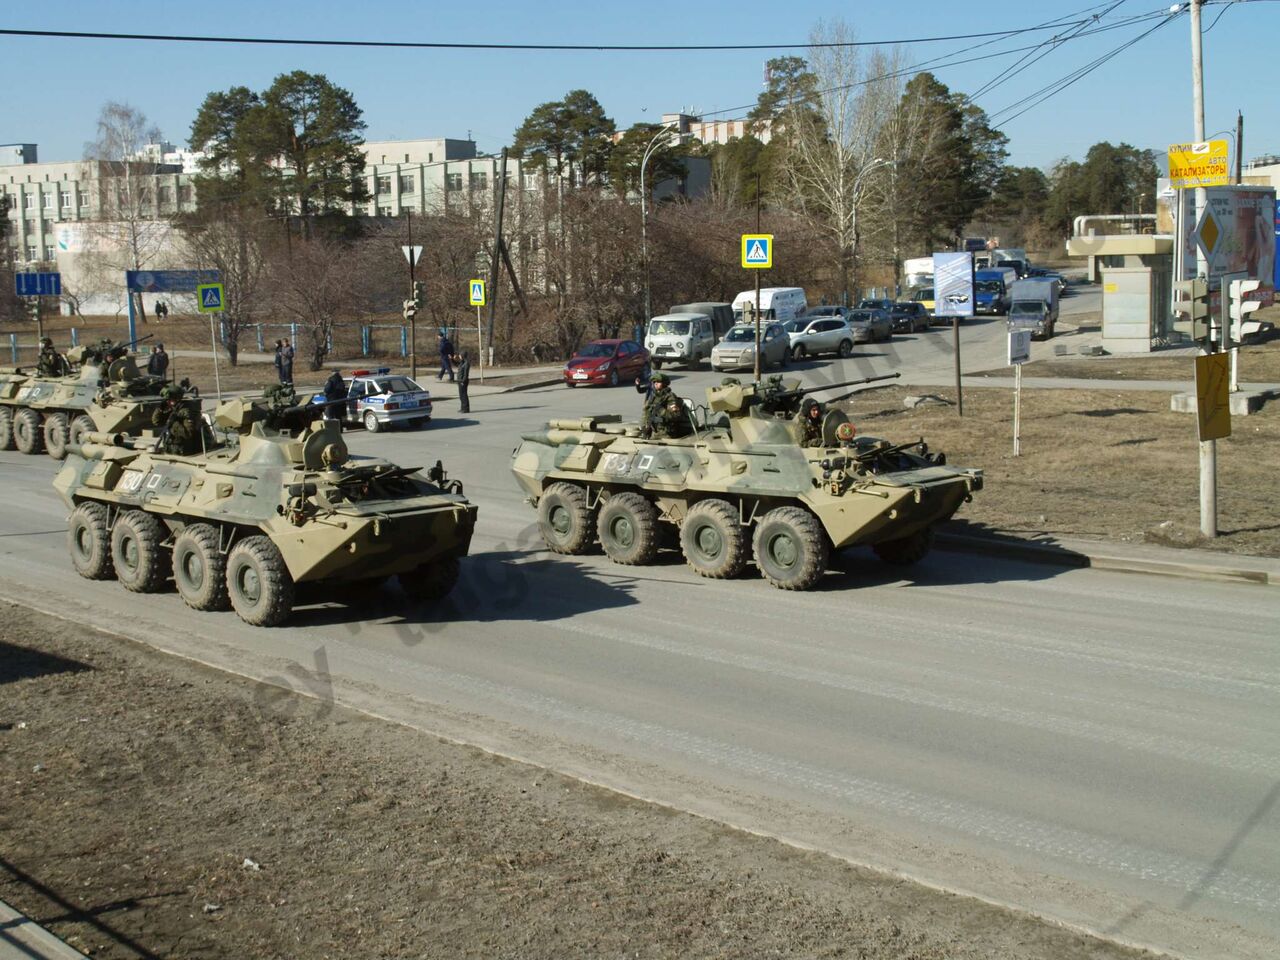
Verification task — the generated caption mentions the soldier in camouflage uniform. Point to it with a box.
[640,372,692,439]
[151,384,202,455]
[798,398,825,447]
[36,337,67,377]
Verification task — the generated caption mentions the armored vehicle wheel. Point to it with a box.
[537,482,595,555]
[68,414,95,448]
[173,524,231,611]
[398,555,461,603]
[111,510,172,593]
[226,536,295,626]
[873,525,934,566]
[752,506,828,591]
[597,492,658,565]
[681,499,747,579]
[0,408,14,451]
[43,412,70,460]
[13,408,44,455]
[837,339,853,358]
[363,410,382,433]
[68,502,115,580]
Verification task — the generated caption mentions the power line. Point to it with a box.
[0,18,1153,53]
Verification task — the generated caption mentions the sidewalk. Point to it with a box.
[0,897,83,960]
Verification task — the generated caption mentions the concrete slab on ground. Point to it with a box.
[0,898,83,960]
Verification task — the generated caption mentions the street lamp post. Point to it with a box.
[640,125,680,332]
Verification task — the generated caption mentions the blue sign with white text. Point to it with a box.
[15,272,61,297]
[125,269,219,293]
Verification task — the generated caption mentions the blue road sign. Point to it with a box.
[15,272,61,297]
[126,269,219,293]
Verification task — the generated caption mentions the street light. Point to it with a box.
[640,124,682,332]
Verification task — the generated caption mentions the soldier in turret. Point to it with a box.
[640,371,691,439]
[798,398,826,447]
[151,384,202,455]
[36,337,68,377]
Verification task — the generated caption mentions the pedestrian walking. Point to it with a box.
[280,338,295,384]
[438,330,455,381]
[146,342,169,378]
[452,351,471,414]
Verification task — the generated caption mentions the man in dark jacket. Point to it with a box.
[146,343,169,378]
[322,368,347,420]
[438,331,455,381]
[452,352,471,414]
[279,338,295,384]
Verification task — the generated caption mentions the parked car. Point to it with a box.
[889,301,932,333]
[564,339,650,387]
[846,308,893,343]
[784,315,855,359]
[857,298,896,314]
[309,367,432,433]
[711,322,790,372]
[1028,268,1068,295]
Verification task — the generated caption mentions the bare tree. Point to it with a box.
[183,210,269,365]
[82,102,170,322]
[265,233,370,371]
[776,23,903,297]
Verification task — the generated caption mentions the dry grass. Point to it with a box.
[848,384,1280,557]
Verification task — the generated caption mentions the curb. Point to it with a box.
[0,897,85,959]
[936,531,1277,587]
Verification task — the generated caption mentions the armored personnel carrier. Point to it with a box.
[0,340,168,459]
[511,375,982,590]
[54,392,477,626]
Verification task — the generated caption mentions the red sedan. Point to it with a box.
[564,338,650,387]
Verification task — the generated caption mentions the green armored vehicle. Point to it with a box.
[0,340,168,459]
[54,391,477,626]
[511,375,982,590]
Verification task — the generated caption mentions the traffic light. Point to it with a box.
[412,280,425,310]
[1228,279,1263,339]
[1172,278,1210,342]
[402,298,417,322]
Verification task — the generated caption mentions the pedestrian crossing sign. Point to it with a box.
[469,278,486,307]
[196,282,225,313]
[741,234,773,269]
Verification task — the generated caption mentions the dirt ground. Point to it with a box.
[850,384,1280,557]
[0,603,1149,960]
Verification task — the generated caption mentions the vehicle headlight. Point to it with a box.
[599,362,611,371]
[646,340,654,349]
[676,341,684,350]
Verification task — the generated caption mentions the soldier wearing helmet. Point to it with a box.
[151,382,201,455]
[798,397,825,447]
[36,337,68,378]
[640,371,690,439]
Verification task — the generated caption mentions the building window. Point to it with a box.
[43,193,55,209]
[428,153,433,163]
[376,175,392,195]
[399,175,415,194]
[25,245,36,261]
[469,171,488,191]
[377,206,392,217]
[61,192,72,209]
[24,194,34,210]
[178,184,193,203]
[404,153,409,162]
[445,172,462,192]
[44,247,57,261]
[522,172,538,191]
[158,186,172,203]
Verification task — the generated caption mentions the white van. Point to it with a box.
[646,313,715,369]
[731,287,808,326]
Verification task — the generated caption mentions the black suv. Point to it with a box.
[889,302,931,333]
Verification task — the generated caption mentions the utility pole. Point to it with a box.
[1190,0,1217,538]
[406,210,416,380]
[753,173,762,383]
[486,148,509,368]
[1236,110,1244,184]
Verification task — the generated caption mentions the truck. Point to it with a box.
[973,269,1011,315]
[670,301,734,337]
[1007,278,1059,339]
[730,287,808,325]
[902,257,934,290]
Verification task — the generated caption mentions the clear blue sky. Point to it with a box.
[1,0,1275,171]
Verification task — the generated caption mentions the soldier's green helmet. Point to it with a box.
[651,371,670,384]
[161,384,185,401]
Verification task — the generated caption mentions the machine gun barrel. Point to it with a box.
[772,372,900,400]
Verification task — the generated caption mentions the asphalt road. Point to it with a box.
[5,283,1280,960]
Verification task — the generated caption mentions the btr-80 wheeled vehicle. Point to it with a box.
[54,393,477,626]
[0,341,169,459]
[511,375,982,590]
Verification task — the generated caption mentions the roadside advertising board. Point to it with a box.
[1168,140,1229,189]
[932,252,974,318]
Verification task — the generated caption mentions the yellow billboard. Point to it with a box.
[1168,140,1229,189]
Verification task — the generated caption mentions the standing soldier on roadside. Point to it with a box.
[452,351,471,414]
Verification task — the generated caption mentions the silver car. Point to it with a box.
[785,316,855,359]
[846,308,893,343]
[711,322,790,372]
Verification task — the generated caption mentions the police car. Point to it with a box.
[312,368,433,432]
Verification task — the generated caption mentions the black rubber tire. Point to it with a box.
[791,344,806,360]
[43,412,69,460]
[226,536,295,626]
[67,502,115,580]
[537,482,595,555]
[752,506,829,591]
[837,339,853,358]
[0,407,13,451]
[651,359,663,370]
[172,523,231,611]
[597,491,659,565]
[13,408,44,455]
[873,525,935,566]
[363,410,381,433]
[398,555,461,603]
[111,509,171,593]
[608,369,620,387]
[68,414,95,448]
[680,498,747,579]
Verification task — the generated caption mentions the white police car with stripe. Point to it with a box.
[311,367,433,433]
